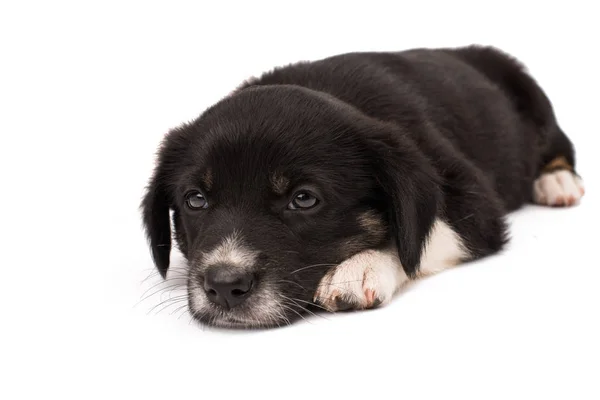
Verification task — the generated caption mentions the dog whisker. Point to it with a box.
[150,293,189,303]
[283,300,323,322]
[269,300,291,326]
[140,274,188,293]
[154,299,189,316]
[290,263,337,274]
[317,279,364,286]
[286,297,332,313]
[177,305,191,320]
[141,272,159,283]
[273,312,290,327]
[141,269,188,283]
[146,295,189,315]
[170,303,190,316]
[276,279,307,290]
[140,280,186,297]
[189,312,197,326]
[280,303,312,325]
[275,312,291,327]
[136,283,187,306]
[163,284,188,299]
[451,213,474,224]
[281,296,330,321]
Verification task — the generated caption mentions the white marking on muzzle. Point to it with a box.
[202,232,258,268]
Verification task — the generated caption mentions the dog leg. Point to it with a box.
[314,220,468,311]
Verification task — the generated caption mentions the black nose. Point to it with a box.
[203,266,254,309]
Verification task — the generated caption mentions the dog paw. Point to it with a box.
[533,170,585,207]
[313,249,405,312]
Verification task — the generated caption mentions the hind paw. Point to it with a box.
[533,170,584,207]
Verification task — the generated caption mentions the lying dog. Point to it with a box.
[141,45,585,329]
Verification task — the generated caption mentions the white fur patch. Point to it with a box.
[314,219,467,311]
[313,249,407,311]
[533,170,585,207]
[418,219,468,277]
[202,232,257,268]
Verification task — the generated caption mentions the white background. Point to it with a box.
[1,1,599,399]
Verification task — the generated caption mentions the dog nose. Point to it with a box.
[203,266,254,309]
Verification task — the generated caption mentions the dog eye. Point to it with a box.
[185,191,208,209]
[288,191,319,210]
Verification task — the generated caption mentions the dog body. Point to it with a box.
[142,45,584,328]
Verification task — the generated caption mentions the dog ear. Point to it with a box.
[368,130,442,278]
[141,129,188,279]
[141,175,172,279]
[141,126,197,278]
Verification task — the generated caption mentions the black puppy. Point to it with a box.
[142,45,584,328]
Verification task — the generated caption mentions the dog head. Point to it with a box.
[141,84,440,328]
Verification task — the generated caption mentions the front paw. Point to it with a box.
[313,249,405,312]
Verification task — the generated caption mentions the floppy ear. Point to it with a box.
[368,131,442,278]
[141,125,197,278]
[141,176,172,278]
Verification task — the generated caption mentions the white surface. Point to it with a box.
[1,1,599,399]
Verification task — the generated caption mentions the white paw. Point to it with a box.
[533,170,585,207]
[313,249,406,312]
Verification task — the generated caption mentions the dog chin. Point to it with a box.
[188,287,293,329]
[194,314,280,330]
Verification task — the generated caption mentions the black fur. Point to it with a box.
[141,45,578,328]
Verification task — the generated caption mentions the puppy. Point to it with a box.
[141,45,584,329]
